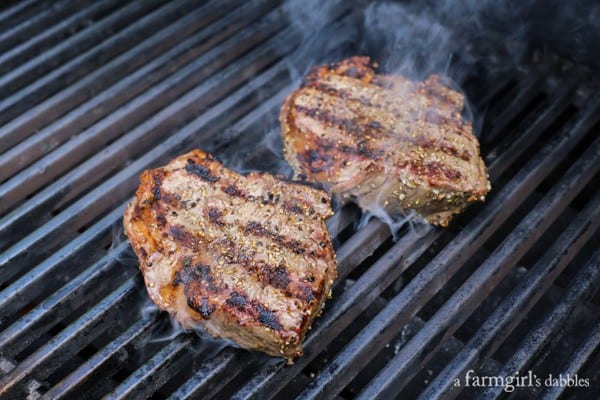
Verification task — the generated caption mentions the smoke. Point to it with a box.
[357,208,431,241]
[136,299,233,361]
[279,0,351,83]
[361,2,457,79]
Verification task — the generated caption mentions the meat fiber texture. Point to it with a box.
[123,150,337,360]
[281,56,491,227]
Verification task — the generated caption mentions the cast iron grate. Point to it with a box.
[0,1,598,399]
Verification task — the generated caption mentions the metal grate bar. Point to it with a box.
[0,0,249,181]
[539,318,600,400]
[168,348,254,400]
[479,249,600,399]
[41,315,160,400]
[0,239,132,356]
[357,143,600,399]
[0,0,44,31]
[336,219,391,280]
[295,94,600,400]
[472,73,514,109]
[484,75,545,144]
[0,277,140,398]
[0,0,169,131]
[486,75,580,180]
[105,335,194,400]
[0,0,84,55]
[0,0,120,78]
[0,206,125,332]
[418,190,600,400]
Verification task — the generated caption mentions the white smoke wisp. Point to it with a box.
[110,219,140,268]
[362,2,456,80]
[279,0,346,83]
[357,203,430,241]
[135,299,235,362]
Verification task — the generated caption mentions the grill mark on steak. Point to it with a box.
[281,200,305,215]
[256,304,283,331]
[245,221,306,255]
[161,187,318,272]
[174,260,217,292]
[294,104,383,139]
[156,213,167,228]
[160,192,181,207]
[207,207,225,226]
[196,201,319,258]
[226,291,248,309]
[307,81,375,107]
[176,265,285,328]
[419,82,461,107]
[299,85,469,148]
[223,184,245,197]
[422,161,462,181]
[151,172,164,201]
[169,225,199,249]
[298,147,334,174]
[187,296,214,318]
[210,237,317,303]
[299,285,315,303]
[220,182,316,216]
[267,266,291,290]
[223,291,283,331]
[185,158,220,182]
[175,258,211,283]
[175,259,220,319]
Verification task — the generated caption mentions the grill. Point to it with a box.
[0,1,599,399]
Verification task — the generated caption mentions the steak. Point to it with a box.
[123,149,337,360]
[281,56,491,226]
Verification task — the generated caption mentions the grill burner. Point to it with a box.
[0,1,598,399]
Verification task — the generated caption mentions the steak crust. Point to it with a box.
[281,56,490,226]
[123,150,336,360]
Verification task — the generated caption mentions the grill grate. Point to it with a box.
[0,1,598,399]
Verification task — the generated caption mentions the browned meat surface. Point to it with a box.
[123,150,337,360]
[281,56,491,226]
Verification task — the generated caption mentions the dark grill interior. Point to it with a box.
[0,1,598,399]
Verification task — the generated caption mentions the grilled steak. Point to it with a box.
[281,56,490,226]
[123,149,336,360]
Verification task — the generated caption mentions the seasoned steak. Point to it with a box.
[123,150,337,360]
[281,56,490,226]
